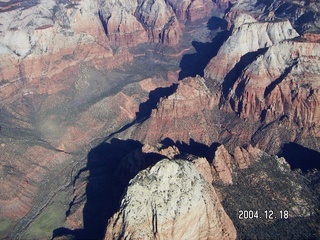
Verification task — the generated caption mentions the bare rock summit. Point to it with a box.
[105,159,237,240]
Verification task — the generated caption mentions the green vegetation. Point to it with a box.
[22,191,68,239]
[0,219,14,238]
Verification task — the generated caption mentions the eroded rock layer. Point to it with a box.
[1,0,320,239]
[0,0,216,238]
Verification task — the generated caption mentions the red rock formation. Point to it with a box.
[132,76,220,145]
[204,14,299,83]
[0,0,211,234]
[167,0,216,21]
[0,0,134,104]
[159,145,180,160]
[193,157,214,184]
[2,0,320,238]
[228,40,320,137]
[211,145,233,184]
[302,33,320,42]
[233,146,251,169]
[99,0,183,46]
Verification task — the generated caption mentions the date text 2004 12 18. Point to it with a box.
[238,210,289,220]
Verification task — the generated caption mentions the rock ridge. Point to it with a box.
[105,158,237,240]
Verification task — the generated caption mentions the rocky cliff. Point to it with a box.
[228,40,320,129]
[105,159,236,240]
[204,14,299,84]
[131,76,221,145]
[130,11,320,153]
[167,0,216,21]
[207,11,320,150]
[214,144,319,239]
[98,0,183,46]
[0,0,215,238]
[1,0,320,239]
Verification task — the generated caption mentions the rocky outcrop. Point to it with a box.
[216,148,319,239]
[167,0,216,21]
[192,157,214,184]
[0,0,216,236]
[99,0,182,46]
[0,0,123,104]
[211,145,233,184]
[225,0,320,34]
[204,14,299,84]
[132,76,220,145]
[105,159,237,240]
[233,146,251,169]
[0,0,204,103]
[128,13,320,154]
[2,0,320,239]
[228,40,320,135]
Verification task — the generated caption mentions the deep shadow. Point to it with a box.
[295,11,316,34]
[52,75,179,239]
[105,84,178,141]
[178,23,229,80]
[264,60,298,97]
[136,84,178,122]
[161,137,220,162]
[207,16,228,31]
[52,138,166,240]
[0,0,39,13]
[260,109,268,122]
[98,10,108,36]
[278,142,320,172]
[223,48,268,99]
[81,139,142,239]
[273,1,301,25]
[52,137,223,239]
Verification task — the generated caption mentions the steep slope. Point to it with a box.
[166,0,216,21]
[98,0,182,46]
[228,40,320,128]
[2,0,320,239]
[131,76,221,145]
[0,0,218,238]
[105,159,236,240]
[214,144,320,239]
[129,12,320,153]
[204,14,299,84]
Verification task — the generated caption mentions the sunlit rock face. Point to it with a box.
[228,40,320,128]
[0,0,190,103]
[98,0,182,47]
[131,76,220,146]
[1,0,320,239]
[0,0,207,238]
[201,13,320,152]
[204,14,299,83]
[105,159,237,240]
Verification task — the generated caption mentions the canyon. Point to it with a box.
[0,0,319,239]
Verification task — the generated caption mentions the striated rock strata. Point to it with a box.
[99,0,182,46]
[131,76,220,145]
[228,40,320,133]
[204,14,299,84]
